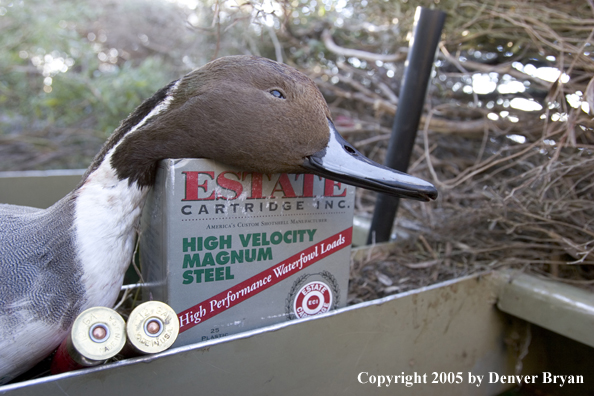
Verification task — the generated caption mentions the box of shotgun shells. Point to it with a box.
[139,159,354,347]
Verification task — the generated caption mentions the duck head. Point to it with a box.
[109,55,437,201]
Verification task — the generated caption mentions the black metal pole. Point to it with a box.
[367,7,446,244]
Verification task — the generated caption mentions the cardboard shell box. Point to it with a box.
[139,159,355,347]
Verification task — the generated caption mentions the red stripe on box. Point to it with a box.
[178,227,352,332]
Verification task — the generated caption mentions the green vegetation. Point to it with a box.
[0,0,186,169]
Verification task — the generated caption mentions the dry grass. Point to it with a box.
[312,0,594,301]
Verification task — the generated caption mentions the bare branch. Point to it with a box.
[322,29,407,63]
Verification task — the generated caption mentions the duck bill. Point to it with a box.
[303,120,438,202]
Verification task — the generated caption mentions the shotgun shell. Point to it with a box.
[126,301,180,354]
[51,306,126,374]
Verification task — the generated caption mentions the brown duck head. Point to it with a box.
[109,55,437,201]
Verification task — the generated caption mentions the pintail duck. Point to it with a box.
[0,55,437,382]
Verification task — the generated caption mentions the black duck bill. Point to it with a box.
[303,120,438,202]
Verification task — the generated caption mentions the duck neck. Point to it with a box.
[72,80,180,307]
[73,153,147,307]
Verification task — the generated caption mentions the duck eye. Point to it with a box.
[270,89,285,99]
